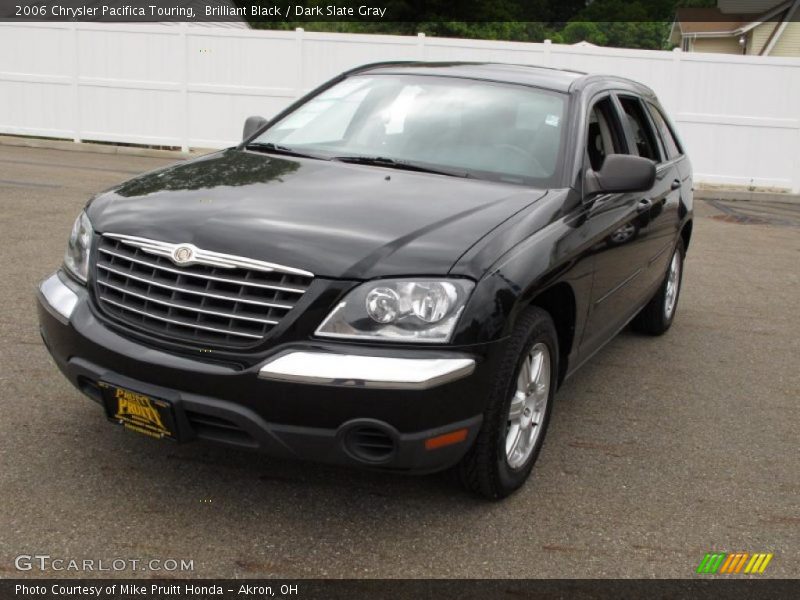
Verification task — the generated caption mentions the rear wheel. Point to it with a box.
[633,239,685,335]
[458,307,558,500]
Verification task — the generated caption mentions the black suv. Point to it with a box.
[37,62,692,499]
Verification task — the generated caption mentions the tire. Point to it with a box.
[458,307,558,500]
[633,239,685,336]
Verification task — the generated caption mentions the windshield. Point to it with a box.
[252,74,568,186]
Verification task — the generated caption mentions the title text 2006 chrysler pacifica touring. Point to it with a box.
[38,62,692,499]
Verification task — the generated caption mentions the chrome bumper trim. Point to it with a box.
[39,272,79,322]
[258,352,476,390]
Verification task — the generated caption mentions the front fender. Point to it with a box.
[450,190,593,346]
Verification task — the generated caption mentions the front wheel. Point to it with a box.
[633,239,685,336]
[458,307,558,500]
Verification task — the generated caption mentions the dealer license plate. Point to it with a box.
[100,382,177,441]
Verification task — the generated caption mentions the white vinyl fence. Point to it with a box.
[2,22,800,191]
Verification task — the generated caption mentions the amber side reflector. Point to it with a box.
[425,428,468,450]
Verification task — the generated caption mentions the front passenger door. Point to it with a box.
[578,96,655,357]
[616,94,679,295]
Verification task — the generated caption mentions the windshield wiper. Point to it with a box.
[245,142,326,160]
[331,155,470,178]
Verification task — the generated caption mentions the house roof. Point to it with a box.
[671,1,794,42]
[673,8,749,35]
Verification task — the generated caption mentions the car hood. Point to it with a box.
[88,149,547,279]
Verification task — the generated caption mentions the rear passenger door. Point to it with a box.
[647,99,691,238]
[615,93,682,293]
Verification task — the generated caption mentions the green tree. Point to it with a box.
[560,22,608,46]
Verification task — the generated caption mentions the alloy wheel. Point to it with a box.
[506,342,551,469]
[664,249,681,320]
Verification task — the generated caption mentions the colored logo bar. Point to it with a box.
[697,552,773,574]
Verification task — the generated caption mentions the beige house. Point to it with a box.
[670,0,800,56]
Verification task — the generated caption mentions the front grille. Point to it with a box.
[93,234,313,348]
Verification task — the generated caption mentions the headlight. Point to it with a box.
[63,211,93,283]
[316,279,474,343]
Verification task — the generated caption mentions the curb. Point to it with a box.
[0,135,216,159]
[694,188,800,205]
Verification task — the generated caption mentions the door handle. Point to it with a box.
[670,179,681,191]
[637,198,652,213]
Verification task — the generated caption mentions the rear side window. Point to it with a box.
[647,102,682,160]
[618,96,660,162]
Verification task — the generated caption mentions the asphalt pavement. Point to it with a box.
[1,143,798,579]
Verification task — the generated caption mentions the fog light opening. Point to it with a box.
[343,425,397,463]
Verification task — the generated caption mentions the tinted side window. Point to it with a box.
[618,96,660,162]
[647,102,682,160]
[586,98,625,171]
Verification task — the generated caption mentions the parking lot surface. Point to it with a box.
[1,144,798,578]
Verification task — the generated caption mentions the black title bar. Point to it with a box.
[3,579,799,600]
[3,0,799,23]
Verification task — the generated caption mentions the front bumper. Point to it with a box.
[37,271,506,473]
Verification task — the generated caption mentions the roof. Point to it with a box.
[354,62,587,93]
[351,62,657,99]
[671,1,794,40]
[673,8,750,35]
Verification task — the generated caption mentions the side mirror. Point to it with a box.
[585,154,656,197]
[242,115,268,142]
